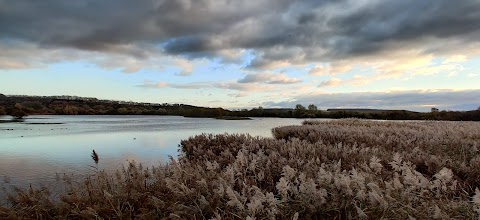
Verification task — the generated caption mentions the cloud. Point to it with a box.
[228,92,248,98]
[2,0,480,68]
[264,89,480,111]
[138,80,274,92]
[174,59,194,76]
[96,57,144,73]
[309,64,353,76]
[238,73,302,84]
[0,40,168,73]
[310,49,471,88]
[318,78,342,87]
[309,66,328,76]
[139,81,169,88]
[316,74,372,88]
[216,82,275,92]
[0,40,84,70]
[468,73,480,78]
[246,46,307,69]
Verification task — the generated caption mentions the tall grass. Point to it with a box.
[1,119,480,219]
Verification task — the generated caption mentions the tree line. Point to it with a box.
[1,94,479,121]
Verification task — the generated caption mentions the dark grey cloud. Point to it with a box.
[1,0,480,64]
[264,89,480,112]
[326,0,480,57]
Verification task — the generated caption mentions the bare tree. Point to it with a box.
[295,104,306,110]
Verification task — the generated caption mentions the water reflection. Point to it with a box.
[0,115,308,188]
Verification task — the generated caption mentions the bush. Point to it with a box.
[0,106,6,116]
[10,103,27,119]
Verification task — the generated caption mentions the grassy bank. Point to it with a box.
[1,120,480,219]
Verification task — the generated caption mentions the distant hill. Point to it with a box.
[0,94,229,118]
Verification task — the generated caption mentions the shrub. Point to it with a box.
[10,103,27,119]
[0,106,6,116]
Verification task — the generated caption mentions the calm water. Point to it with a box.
[0,115,306,189]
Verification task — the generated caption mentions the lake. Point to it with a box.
[0,115,307,190]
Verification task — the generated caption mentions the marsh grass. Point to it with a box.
[1,119,480,219]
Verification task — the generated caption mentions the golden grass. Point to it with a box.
[1,119,480,219]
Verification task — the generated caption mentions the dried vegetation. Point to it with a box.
[1,119,480,219]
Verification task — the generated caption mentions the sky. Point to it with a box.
[1,0,480,111]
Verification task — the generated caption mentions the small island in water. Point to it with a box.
[215,116,252,120]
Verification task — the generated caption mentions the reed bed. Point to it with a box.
[1,119,480,219]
